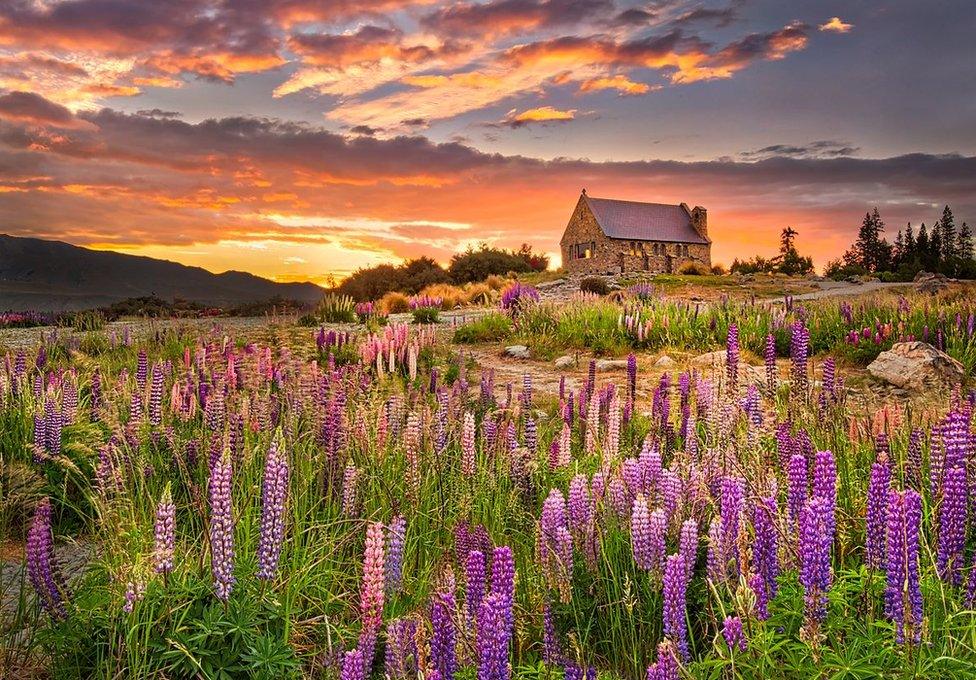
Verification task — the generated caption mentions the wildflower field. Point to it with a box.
[3,284,976,679]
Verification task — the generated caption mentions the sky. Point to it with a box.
[0,0,974,285]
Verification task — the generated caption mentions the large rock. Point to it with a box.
[913,271,949,294]
[867,341,964,391]
[503,345,531,359]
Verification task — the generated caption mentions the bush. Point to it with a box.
[579,276,610,296]
[379,292,410,314]
[678,261,710,275]
[315,294,356,323]
[453,312,513,343]
[711,263,727,275]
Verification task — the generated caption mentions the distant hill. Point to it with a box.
[0,234,325,312]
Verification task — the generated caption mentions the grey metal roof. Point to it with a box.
[584,196,708,244]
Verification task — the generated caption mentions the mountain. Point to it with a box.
[0,234,325,312]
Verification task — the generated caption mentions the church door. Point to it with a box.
[665,255,674,274]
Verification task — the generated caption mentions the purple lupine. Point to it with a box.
[540,489,573,599]
[906,428,924,491]
[542,601,560,664]
[153,485,175,575]
[342,464,359,517]
[751,495,779,616]
[466,550,487,621]
[722,616,747,652]
[662,553,689,659]
[385,515,406,596]
[385,618,418,679]
[148,363,164,426]
[567,474,597,568]
[937,465,967,585]
[720,476,745,581]
[799,496,833,627]
[341,648,365,680]
[726,323,740,394]
[646,640,679,680]
[208,449,235,601]
[26,498,70,620]
[886,489,922,644]
[631,496,664,574]
[477,592,511,680]
[865,454,892,569]
[764,333,777,393]
[136,349,148,389]
[431,585,457,680]
[706,517,724,583]
[790,322,810,395]
[627,352,637,404]
[256,441,289,581]
[679,518,698,580]
[812,450,837,539]
[787,453,807,527]
[822,357,836,399]
[490,545,515,637]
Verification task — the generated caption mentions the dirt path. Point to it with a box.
[762,280,911,303]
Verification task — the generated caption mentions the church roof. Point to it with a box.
[583,195,708,244]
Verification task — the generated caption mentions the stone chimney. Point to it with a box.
[690,206,708,241]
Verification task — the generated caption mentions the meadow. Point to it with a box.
[2,282,976,679]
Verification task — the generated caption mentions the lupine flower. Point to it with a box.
[646,640,679,680]
[490,545,515,637]
[385,618,418,679]
[466,549,487,621]
[462,412,476,475]
[722,616,747,652]
[662,553,689,659]
[26,498,70,620]
[720,476,745,582]
[799,496,833,627]
[790,322,810,395]
[477,592,510,680]
[812,450,837,538]
[787,453,807,527]
[385,515,406,596]
[431,585,457,680]
[632,497,666,575]
[341,648,365,680]
[886,489,922,644]
[540,490,573,600]
[153,485,175,575]
[359,521,385,671]
[937,465,967,585]
[257,441,289,581]
[679,518,698,581]
[542,601,560,664]
[726,324,739,394]
[342,464,360,517]
[751,496,779,617]
[208,449,235,601]
[865,454,892,569]
[764,333,777,393]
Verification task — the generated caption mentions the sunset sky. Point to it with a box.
[0,0,973,284]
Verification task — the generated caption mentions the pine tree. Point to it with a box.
[893,229,904,266]
[916,223,929,267]
[929,228,943,271]
[939,205,957,262]
[904,222,916,256]
[958,221,973,260]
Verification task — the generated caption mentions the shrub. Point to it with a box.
[484,274,511,291]
[678,261,710,275]
[711,263,727,275]
[419,283,467,309]
[579,276,610,296]
[453,312,513,343]
[315,294,356,323]
[379,292,411,314]
[448,244,547,284]
[463,281,494,306]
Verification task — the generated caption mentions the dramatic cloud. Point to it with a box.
[819,16,853,33]
[739,140,860,161]
[0,98,972,281]
[420,0,614,37]
[0,91,93,128]
[578,74,656,95]
[497,106,577,127]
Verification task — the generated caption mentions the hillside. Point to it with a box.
[0,234,324,312]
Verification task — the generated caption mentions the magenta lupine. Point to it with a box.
[385,515,406,596]
[257,441,289,581]
[937,465,967,585]
[431,585,457,680]
[208,449,235,601]
[865,454,892,569]
[627,351,637,403]
[886,489,922,644]
[662,553,689,659]
[477,592,511,680]
[341,648,365,680]
[764,333,776,393]
[466,549,487,621]
[358,521,385,671]
[26,498,70,620]
[799,496,833,627]
[153,485,175,575]
[722,616,747,652]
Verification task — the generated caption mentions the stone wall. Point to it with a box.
[560,198,712,275]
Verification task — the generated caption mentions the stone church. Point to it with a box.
[560,190,711,275]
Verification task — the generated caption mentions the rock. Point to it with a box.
[844,275,863,284]
[654,355,676,368]
[594,358,629,372]
[536,279,565,290]
[913,271,949,294]
[867,341,964,392]
[554,355,574,369]
[503,345,531,359]
[690,350,725,367]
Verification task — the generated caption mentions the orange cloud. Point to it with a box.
[578,74,655,95]
[819,17,853,33]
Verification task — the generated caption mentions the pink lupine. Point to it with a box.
[462,411,476,475]
[359,521,385,672]
[153,485,175,575]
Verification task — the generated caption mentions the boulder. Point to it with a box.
[554,355,574,369]
[913,271,949,294]
[867,341,964,392]
[503,345,531,359]
[654,355,676,368]
[594,358,629,372]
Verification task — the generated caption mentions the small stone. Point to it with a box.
[503,345,531,359]
[654,355,676,368]
[594,359,629,371]
[554,355,574,369]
